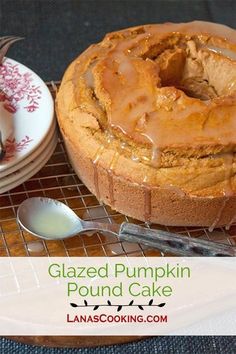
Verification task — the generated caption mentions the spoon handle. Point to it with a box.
[118,222,236,257]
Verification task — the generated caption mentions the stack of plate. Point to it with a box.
[0,58,57,194]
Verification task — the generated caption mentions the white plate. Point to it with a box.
[0,134,57,194]
[0,57,54,172]
[0,131,57,190]
[0,122,57,178]
[0,131,57,188]
[0,139,57,195]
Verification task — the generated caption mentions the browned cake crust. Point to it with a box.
[56,21,236,228]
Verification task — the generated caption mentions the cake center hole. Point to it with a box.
[156,39,236,101]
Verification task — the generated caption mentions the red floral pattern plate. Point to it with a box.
[0,57,54,172]
[0,133,57,194]
[0,121,57,178]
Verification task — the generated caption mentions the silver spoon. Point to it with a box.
[17,197,236,257]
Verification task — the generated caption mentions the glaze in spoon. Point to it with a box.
[17,197,236,257]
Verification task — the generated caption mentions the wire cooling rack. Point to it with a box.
[0,81,236,258]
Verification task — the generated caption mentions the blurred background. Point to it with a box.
[0,0,236,81]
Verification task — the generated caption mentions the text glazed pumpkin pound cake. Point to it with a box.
[56,21,236,228]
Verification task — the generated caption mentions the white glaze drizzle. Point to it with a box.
[209,198,229,232]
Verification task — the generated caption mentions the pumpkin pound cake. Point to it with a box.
[56,21,236,228]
